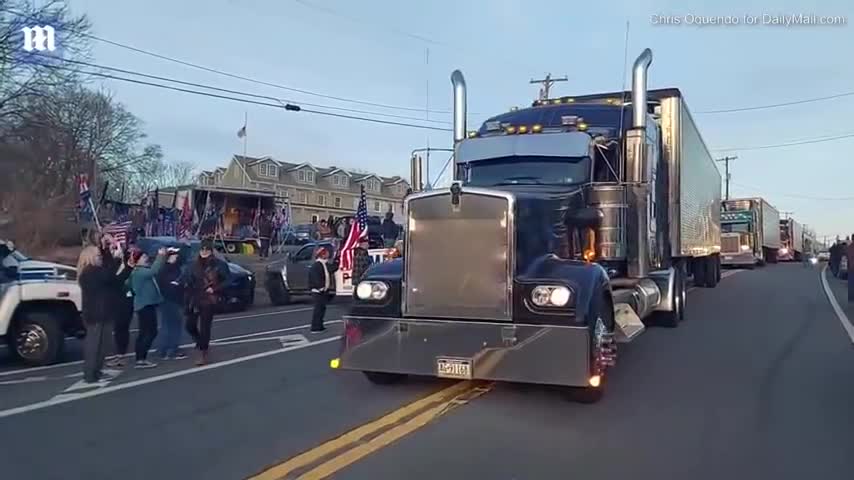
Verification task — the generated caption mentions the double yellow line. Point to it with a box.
[249,380,492,480]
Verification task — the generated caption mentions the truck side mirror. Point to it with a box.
[3,265,18,280]
[566,207,604,228]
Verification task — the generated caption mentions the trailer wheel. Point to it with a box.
[703,256,718,288]
[715,256,721,284]
[363,371,407,385]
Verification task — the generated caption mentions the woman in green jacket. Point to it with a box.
[126,247,167,369]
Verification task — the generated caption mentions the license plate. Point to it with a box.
[436,358,472,379]
[724,256,732,260]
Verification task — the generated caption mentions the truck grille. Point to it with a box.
[721,235,741,253]
[403,189,513,321]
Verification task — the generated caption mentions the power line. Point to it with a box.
[81,33,470,116]
[37,62,453,132]
[54,57,452,125]
[696,90,854,114]
[713,131,854,152]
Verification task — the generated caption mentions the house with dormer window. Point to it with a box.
[215,155,409,224]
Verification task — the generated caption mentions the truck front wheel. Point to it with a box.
[567,295,613,404]
[9,311,64,366]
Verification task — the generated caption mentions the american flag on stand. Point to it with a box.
[340,185,368,271]
[103,221,133,247]
[78,174,91,208]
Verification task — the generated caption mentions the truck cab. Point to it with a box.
[0,240,83,365]
[334,48,721,403]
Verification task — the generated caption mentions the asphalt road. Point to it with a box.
[2,263,853,480]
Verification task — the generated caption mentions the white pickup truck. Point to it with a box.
[0,241,83,365]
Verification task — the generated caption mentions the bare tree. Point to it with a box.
[0,0,92,135]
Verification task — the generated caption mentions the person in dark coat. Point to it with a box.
[308,246,337,332]
[184,239,228,366]
[830,240,843,277]
[351,241,372,286]
[259,214,273,258]
[156,248,187,360]
[77,245,129,383]
[91,234,134,369]
[381,212,398,248]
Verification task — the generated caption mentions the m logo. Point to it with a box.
[21,25,56,52]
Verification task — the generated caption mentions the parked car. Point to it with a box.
[135,237,255,311]
[839,254,848,279]
[264,241,337,305]
[817,250,830,262]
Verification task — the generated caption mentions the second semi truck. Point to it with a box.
[333,48,722,403]
[721,198,780,266]
[778,218,804,261]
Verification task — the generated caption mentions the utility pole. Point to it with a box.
[530,73,568,101]
[716,156,738,200]
[780,211,794,220]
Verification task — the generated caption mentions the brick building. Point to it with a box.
[197,155,409,225]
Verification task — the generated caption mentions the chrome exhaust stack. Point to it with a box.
[410,153,424,193]
[451,70,466,182]
[625,48,653,279]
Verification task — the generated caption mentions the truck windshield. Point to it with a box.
[722,223,751,233]
[461,156,590,187]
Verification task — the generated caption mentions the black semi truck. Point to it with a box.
[332,48,722,403]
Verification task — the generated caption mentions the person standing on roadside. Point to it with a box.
[77,245,128,383]
[156,247,187,360]
[127,247,167,369]
[309,246,335,333]
[185,239,227,366]
[382,212,398,248]
[92,234,134,369]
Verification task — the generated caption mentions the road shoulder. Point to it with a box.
[820,265,854,343]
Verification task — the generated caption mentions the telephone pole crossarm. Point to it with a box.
[530,73,568,101]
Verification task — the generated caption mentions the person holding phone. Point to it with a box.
[156,247,187,360]
[126,247,167,369]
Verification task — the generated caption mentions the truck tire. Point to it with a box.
[715,255,722,283]
[703,256,718,288]
[9,310,64,366]
[566,294,612,404]
[655,266,685,328]
[363,371,407,385]
[267,281,291,306]
[692,257,706,287]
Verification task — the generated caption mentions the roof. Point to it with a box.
[230,155,408,191]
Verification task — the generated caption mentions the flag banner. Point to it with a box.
[340,185,368,271]
[237,125,246,138]
[103,221,133,247]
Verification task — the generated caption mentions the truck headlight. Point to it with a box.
[356,281,388,301]
[740,245,750,252]
[531,286,571,307]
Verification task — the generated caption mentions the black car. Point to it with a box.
[264,241,337,305]
[135,237,256,311]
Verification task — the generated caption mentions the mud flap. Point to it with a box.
[614,302,645,343]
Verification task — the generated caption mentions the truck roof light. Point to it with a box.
[467,131,478,138]
[578,122,589,131]
[518,125,529,134]
[505,126,517,134]
[532,124,543,133]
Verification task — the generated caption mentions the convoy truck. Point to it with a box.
[333,48,722,403]
[721,198,780,266]
[778,218,804,261]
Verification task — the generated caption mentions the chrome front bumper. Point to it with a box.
[721,252,757,266]
[337,316,592,387]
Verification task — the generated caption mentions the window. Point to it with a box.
[298,170,305,182]
[373,201,381,212]
[259,163,278,177]
[293,245,314,261]
[311,214,319,223]
[306,171,315,183]
[318,195,326,206]
[299,191,308,203]
[340,176,349,187]
[334,197,342,208]
[332,175,340,186]
[365,178,380,192]
[297,169,315,183]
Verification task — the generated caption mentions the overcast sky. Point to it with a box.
[67,0,854,241]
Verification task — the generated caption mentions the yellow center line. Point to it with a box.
[299,382,494,480]
[248,380,474,480]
